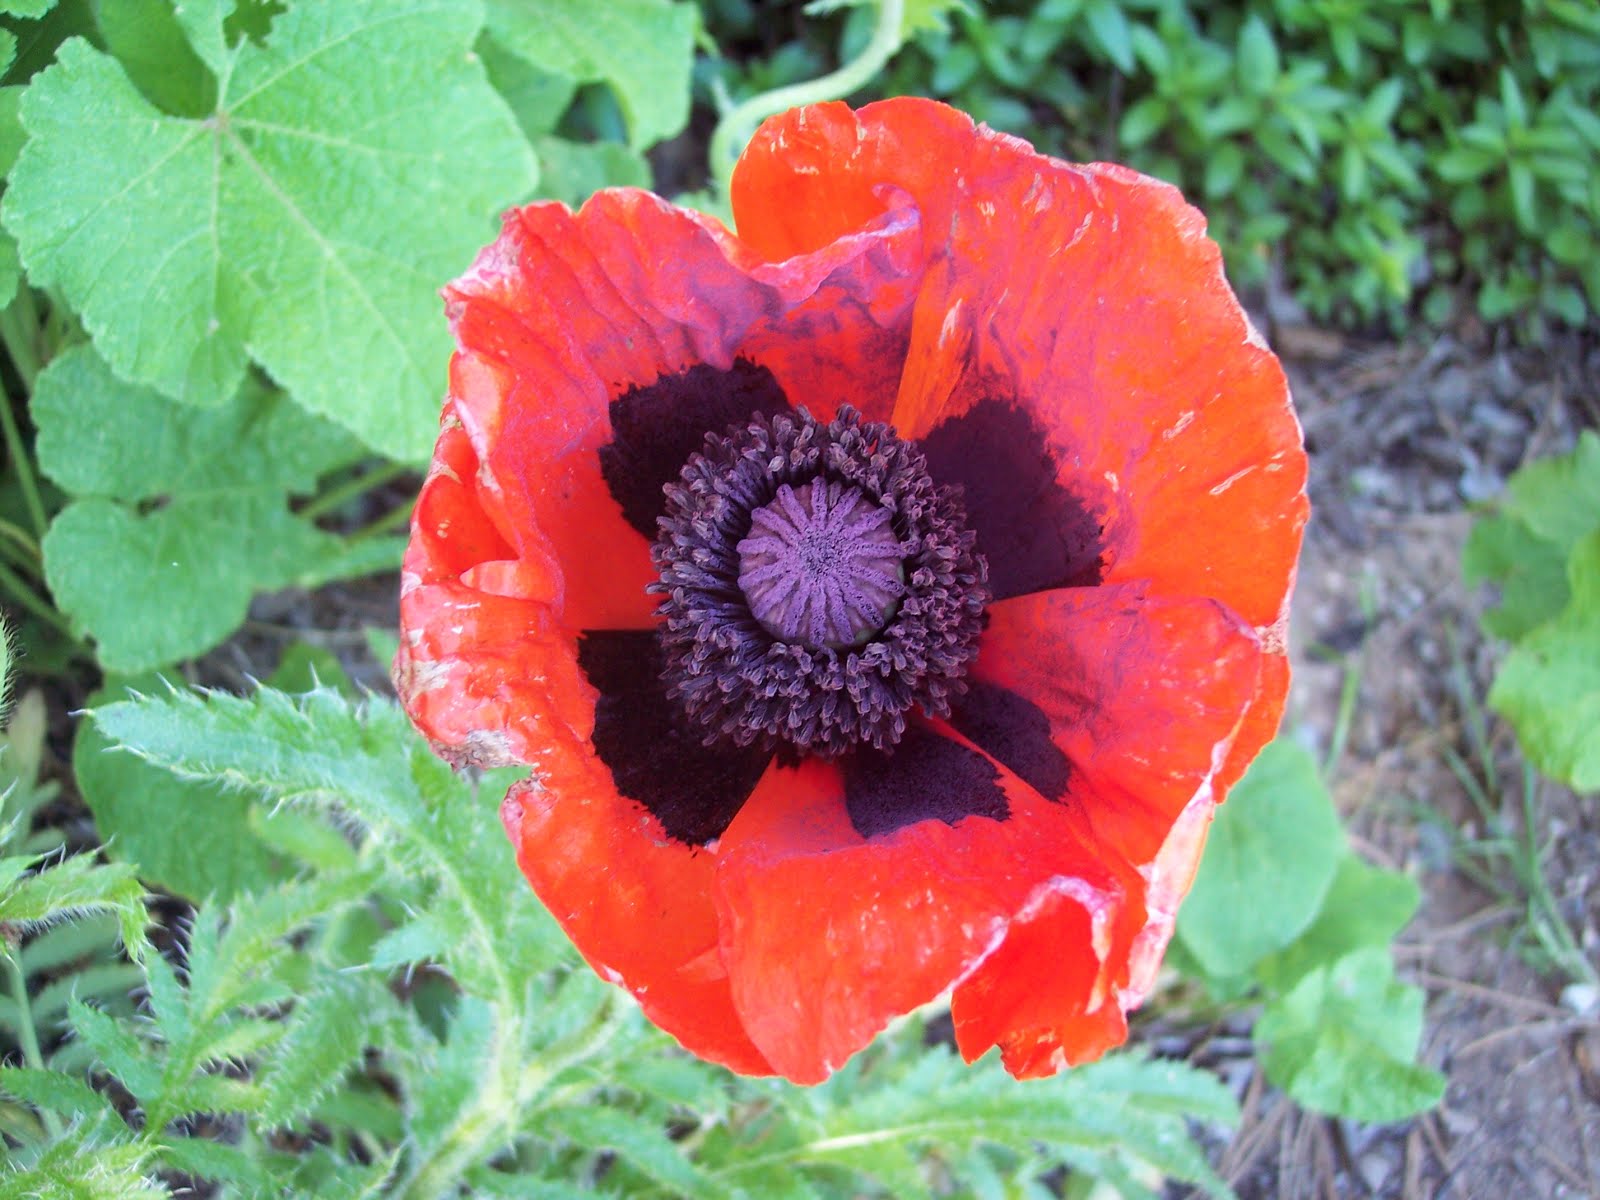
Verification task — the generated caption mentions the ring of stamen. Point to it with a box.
[651,406,989,757]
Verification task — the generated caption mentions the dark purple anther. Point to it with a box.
[737,480,907,649]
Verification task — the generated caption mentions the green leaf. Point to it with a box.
[1236,15,1279,90]
[90,685,563,987]
[33,346,359,499]
[256,972,394,1128]
[1254,854,1420,993]
[0,1136,164,1200]
[1176,739,1343,979]
[545,1106,717,1196]
[4,2,536,459]
[1462,512,1569,640]
[1257,947,1446,1122]
[92,0,215,117]
[1118,95,1167,148]
[0,852,149,962]
[1083,0,1133,72]
[69,999,164,1105]
[535,136,651,207]
[0,1066,125,1127]
[75,676,291,902]
[477,30,578,142]
[1502,429,1600,552]
[1488,530,1600,790]
[0,0,56,17]
[33,347,399,671]
[484,0,696,150]
[0,84,24,176]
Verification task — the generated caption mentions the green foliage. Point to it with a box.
[708,0,1600,334]
[32,346,402,671]
[0,682,1240,1196]
[1175,738,1443,1122]
[74,673,300,902]
[1487,531,1600,791]
[1466,432,1600,791]
[484,0,698,150]
[1255,948,1446,1124]
[1177,739,1342,978]
[3,0,536,461]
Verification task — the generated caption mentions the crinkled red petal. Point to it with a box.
[737,98,1304,640]
[732,99,973,266]
[973,585,1263,869]
[396,404,590,767]
[893,143,1305,634]
[444,194,926,624]
[500,765,773,1077]
[711,729,1124,1084]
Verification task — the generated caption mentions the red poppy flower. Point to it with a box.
[395,99,1307,1083]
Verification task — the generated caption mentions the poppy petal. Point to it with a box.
[396,404,589,767]
[731,98,974,266]
[712,725,1123,1083]
[444,191,927,630]
[735,100,1303,630]
[965,584,1264,870]
[500,742,774,1077]
[888,138,1306,634]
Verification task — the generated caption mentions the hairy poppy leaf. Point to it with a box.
[1175,739,1343,980]
[75,676,291,903]
[33,347,401,671]
[1257,947,1445,1122]
[484,0,696,150]
[1253,853,1421,994]
[1488,530,1600,790]
[4,0,537,459]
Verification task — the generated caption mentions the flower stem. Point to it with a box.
[0,560,72,639]
[0,398,47,547]
[0,517,40,565]
[3,948,64,1139]
[299,461,409,523]
[708,0,906,196]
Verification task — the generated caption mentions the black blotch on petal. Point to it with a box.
[947,679,1071,801]
[918,398,1105,600]
[600,360,792,538]
[844,724,1009,839]
[578,630,773,846]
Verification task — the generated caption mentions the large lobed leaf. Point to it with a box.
[33,347,401,671]
[3,0,537,461]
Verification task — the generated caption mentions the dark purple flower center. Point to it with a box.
[738,480,908,649]
[650,406,989,757]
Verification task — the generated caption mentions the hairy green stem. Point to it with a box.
[393,991,623,1200]
[3,950,64,1139]
[299,462,410,523]
[708,0,906,195]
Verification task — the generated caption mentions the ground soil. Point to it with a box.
[1199,327,1600,1199]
